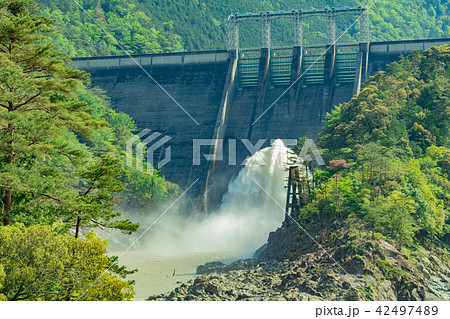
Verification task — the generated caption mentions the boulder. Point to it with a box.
[196,261,225,275]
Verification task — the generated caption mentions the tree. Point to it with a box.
[0,224,135,300]
[73,86,177,212]
[365,191,417,248]
[120,168,171,208]
[0,1,143,232]
[28,0,450,55]
[69,154,139,238]
[0,0,102,225]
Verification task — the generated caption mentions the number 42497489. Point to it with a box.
[376,306,438,316]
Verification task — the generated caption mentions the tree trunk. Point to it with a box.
[75,216,81,239]
[3,190,12,226]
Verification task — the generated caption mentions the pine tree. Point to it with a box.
[0,0,102,225]
[0,0,142,233]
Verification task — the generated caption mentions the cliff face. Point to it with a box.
[258,224,450,301]
[148,223,450,301]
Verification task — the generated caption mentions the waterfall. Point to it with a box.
[140,139,292,258]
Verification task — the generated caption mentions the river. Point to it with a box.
[106,140,292,300]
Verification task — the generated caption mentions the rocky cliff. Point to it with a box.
[148,222,450,301]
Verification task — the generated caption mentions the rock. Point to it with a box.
[342,280,352,290]
[411,288,421,301]
[193,276,208,285]
[424,291,442,301]
[225,289,235,296]
[191,284,206,296]
[343,256,366,275]
[226,259,256,271]
[300,280,319,296]
[196,261,225,275]
[147,227,450,301]
[253,243,268,259]
[426,275,450,301]
[430,256,442,267]
[174,284,188,296]
[344,289,360,301]
[205,282,221,296]
[375,280,396,301]
[236,293,251,300]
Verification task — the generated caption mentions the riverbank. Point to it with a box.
[147,226,450,301]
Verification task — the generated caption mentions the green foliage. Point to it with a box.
[36,0,184,57]
[0,0,101,225]
[32,0,450,55]
[364,191,417,247]
[0,2,177,301]
[0,1,174,230]
[297,46,450,248]
[120,168,170,208]
[0,264,5,301]
[72,86,178,210]
[0,224,134,300]
[320,46,450,157]
[67,154,139,236]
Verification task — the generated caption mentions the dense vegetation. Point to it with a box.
[293,45,450,251]
[0,224,135,300]
[0,0,177,300]
[33,0,450,56]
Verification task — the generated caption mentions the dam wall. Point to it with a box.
[73,38,450,207]
[74,51,230,195]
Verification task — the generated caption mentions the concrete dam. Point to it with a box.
[73,37,450,208]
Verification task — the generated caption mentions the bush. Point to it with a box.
[0,224,134,301]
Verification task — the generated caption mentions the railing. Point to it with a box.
[236,44,361,87]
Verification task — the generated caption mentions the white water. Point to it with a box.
[107,139,293,299]
[139,139,291,258]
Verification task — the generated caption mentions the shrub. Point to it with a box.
[0,224,134,301]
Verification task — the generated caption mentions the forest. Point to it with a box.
[32,0,450,56]
[291,45,450,254]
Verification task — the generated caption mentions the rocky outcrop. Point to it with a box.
[196,259,256,275]
[148,225,450,301]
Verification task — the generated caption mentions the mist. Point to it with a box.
[106,139,292,259]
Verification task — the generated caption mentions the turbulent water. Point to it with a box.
[139,139,290,257]
[108,139,293,299]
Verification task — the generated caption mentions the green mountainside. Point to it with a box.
[35,0,450,57]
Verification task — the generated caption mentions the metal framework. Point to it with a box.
[261,14,271,49]
[227,6,369,51]
[293,12,303,47]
